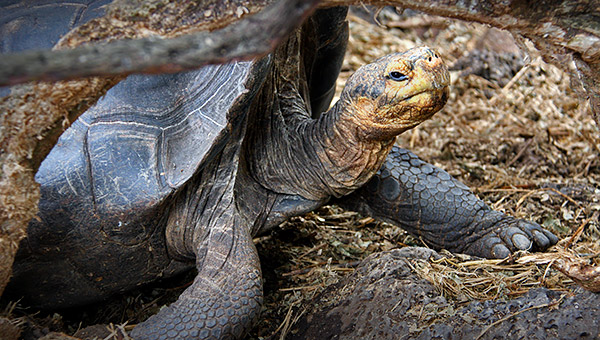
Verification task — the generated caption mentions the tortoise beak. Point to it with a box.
[401,46,450,100]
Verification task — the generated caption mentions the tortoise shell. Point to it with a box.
[2,0,272,306]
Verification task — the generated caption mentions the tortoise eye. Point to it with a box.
[388,71,408,81]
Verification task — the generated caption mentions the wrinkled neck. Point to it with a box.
[306,100,396,197]
[248,98,395,201]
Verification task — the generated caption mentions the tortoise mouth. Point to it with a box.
[401,85,449,104]
[392,86,449,124]
[400,63,450,102]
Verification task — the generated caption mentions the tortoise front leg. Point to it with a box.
[336,146,558,259]
[131,214,262,340]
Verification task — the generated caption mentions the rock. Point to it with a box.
[73,324,118,339]
[290,247,600,340]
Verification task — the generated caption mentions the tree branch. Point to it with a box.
[0,0,319,86]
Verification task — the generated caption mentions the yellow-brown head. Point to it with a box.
[339,46,450,140]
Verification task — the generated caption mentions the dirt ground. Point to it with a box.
[2,6,599,340]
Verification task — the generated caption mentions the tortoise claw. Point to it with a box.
[510,218,558,251]
[491,242,511,259]
[468,217,558,259]
[542,228,560,245]
[498,225,532,251]
[532,229,551,249]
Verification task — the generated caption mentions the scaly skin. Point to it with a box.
[336,147,558,258]
[132,135,263,339]
[250,40,557,265]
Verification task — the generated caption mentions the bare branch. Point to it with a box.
[0,0,320,86]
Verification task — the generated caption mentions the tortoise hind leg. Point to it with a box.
[336,146,558,259]
[131,214,262,340]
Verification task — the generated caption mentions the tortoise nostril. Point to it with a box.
[428,57,432,62]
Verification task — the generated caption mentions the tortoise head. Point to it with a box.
[340,46,450,140]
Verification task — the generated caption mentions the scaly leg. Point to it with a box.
[131,212,261,340]
[336,146,558,259]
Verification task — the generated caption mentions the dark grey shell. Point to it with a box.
[0,0,110,53]
[3,1,271,306]
[36,61,268,241]
[0,0,112,96]
[11,61,269,307]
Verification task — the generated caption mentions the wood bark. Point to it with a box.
[0,0,324,86]
[0,0,318,297]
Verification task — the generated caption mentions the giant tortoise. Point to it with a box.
[2,2,558,339]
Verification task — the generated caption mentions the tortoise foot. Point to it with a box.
[130,271,262,340]
[465,216,559,259]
